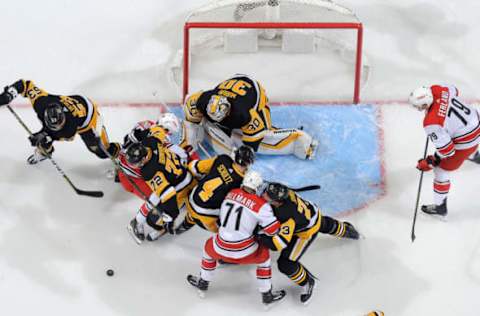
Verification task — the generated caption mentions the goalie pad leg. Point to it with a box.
[258,128,318,160]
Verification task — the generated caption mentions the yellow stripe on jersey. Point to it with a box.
[22,81,49,103]
[184,91,204,123]
[188,157,216,177]
[289,238,308,262]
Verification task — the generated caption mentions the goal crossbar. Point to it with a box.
[183,21,364,103]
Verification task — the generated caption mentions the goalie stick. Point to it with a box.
[6,104,104,198]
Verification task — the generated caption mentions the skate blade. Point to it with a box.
[301,283,317,306]
[126,224,143,245]
[263,296,286,311]
[197,289,206,299]
[421,211,448,222]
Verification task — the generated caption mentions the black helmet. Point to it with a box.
[125,142,148,167]
[44,103,66,131]
[264,182,289,202]
[234,145,255,167]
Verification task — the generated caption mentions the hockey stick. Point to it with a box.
[411,137,430,242]
[6,104,104,198]
[289,184,321,192]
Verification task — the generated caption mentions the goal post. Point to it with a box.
[183,21,363,103]
[172,0,368,104]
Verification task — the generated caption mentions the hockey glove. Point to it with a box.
[184,145,200,161]
[0,86,18,106]
[416,154,441,171]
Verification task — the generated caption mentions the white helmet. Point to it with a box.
[409,86,433,111]
[206,95,231,122]
[242,170,263,193]
[157,112,180,134]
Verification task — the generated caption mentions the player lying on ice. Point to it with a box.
[123,124,196,244]
[180,74,318,160]
[187,171,286,308]
[0,80,120,164]
[116,112,192,199]
[409,85,480,216]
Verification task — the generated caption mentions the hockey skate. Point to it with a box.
[127,218,145,244]
[146,227,167,241]
[174,220,194,235]
[187,274,209,298]
[468,151,480,164]
[262,288,286,308]
[343,222,360,240]
[300,276,316,305]
[421,199,448,217]
[27,148,48,165]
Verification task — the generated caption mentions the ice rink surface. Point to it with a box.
[1,0,480,315]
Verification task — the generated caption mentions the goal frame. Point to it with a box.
[183,21,364,104]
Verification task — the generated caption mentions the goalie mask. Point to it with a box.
[125,142,150,168]
[44,103,66,131]
[206,95,231,122]
[409,86,433,111]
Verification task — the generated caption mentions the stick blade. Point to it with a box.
[75,189,104,198]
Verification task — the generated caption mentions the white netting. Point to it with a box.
[169,0,370,103]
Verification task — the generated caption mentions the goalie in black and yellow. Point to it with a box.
[0,80,120,164]
[259,182,360,305]
[180,74,318,160]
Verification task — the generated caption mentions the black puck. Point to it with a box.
[106,269,114,277]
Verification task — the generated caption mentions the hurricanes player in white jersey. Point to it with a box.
[409,85,480,216]
[186,171,286,307]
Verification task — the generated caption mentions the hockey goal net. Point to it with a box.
[169,0,369,104]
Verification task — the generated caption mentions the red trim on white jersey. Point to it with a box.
[453,120,480,146]
[214,235,256,252]
[225,189,267,213]
[437,141,455,157]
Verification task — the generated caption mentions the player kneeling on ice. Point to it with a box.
[175,145,255,235]
[116,113,192,199]
[0,80,120,164]
[409,85,480,216]
[259,182,359,305]
[125,132,196,244]
[180,74,318,160]
[187,171,286,307]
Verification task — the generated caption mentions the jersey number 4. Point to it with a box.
[221,202,243,231]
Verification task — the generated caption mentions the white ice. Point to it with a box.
[0,0,479,315]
